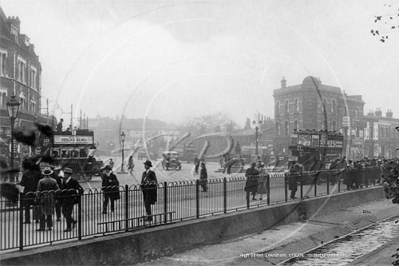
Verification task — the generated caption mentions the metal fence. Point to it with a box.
[0,167,383,252]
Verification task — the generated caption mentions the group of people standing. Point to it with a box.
[244,160,268,201]
[19,161,83,232]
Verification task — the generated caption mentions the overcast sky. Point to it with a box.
[1,0,398,127]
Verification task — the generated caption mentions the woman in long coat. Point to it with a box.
[245,162,259,200]
[257,163,268,200]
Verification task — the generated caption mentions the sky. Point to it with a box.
[1,0,398,128]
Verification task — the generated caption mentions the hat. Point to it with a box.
[42,167,53,176]
[63,167,73,175]
[143,160,153,167]
[102,165,112,171]
[251,162,257,166]
[54,166,62,171]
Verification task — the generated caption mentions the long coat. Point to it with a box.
[245,167,259,193]
[20,170,42,205]
[257,168,268,194]
[141,170,158,205]
[59,178,83,207]
[37,176,59,215]
[101,173,120,200]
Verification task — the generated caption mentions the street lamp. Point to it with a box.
[120,131,125,172]
[253,114,263,157]
[6,95,20,182]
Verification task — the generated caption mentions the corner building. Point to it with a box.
[273,76,365,157]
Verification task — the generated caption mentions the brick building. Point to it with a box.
[273,76,365,158]
[0,7,47,162]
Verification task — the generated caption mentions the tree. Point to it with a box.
[179,113,240,136]
[370,3,399,42]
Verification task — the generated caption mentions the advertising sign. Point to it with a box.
[54,135,93,145]
[291,134,298,145]
[298,134,311,146]
[311,135,319,146]
[342,116,350,127]
[364,122,370,140]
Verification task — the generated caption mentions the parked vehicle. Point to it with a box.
[161,151,182,170]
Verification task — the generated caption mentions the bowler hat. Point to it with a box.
[64,167,73,175]
[42,167,53,176]
[143,160,153,167]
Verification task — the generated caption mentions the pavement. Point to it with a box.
[137,198,399,266]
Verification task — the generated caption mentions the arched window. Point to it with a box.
[285,100,289,114]
[294,99,298,112]
[332,100,336,113]
[276,122,280,136]
[285,121,289,135]
[276,102,280,115]
[355,109,359,120]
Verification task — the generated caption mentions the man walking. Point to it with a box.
[101,165,120,214]
[141,160,158,221]
[245,162,259,200]
[59,168,83,232]
[199,162,208,192]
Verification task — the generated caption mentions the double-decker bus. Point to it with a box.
[288,129,344,171]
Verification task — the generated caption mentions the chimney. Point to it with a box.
[375,108,382,117]
[281,76,286,89]
[386,109,393,118]
[7,16,21,32]
[367,110,374,116]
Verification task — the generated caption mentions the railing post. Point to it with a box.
[125,185,129,231]
[246,191,250,209]
[78,193,82,240]
[266,174,270,206]
[19,193,24,251]
[223,178,227,214]
[373,167,376,186]
[300,174,303,200]
[314,172,317,197]
[196,179,200,218]
[164,182,168,223]
[284,174,288,202]
[338,171,341,193]
[326,171,330,195]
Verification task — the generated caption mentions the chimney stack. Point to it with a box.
[281,76,286,89]
[367,110,374,116]
[386,109,393,118]
[375,108,382,117]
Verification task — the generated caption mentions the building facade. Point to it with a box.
[273,76,365,159]
[0,8,47,163]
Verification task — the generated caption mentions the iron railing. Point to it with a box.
[0,167,383,252]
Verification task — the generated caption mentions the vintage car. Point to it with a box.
[162,151,182,170]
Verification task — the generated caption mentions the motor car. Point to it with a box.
[162,151,182,170]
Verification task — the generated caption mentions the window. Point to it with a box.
[332,100,336,113]
[294,120,298,130]
[0,50,7,76]
[276,102,280,115]
[355,109,359,120]
[276,122,280,136]
[332,121,336,131]
[322,99,327,112]
[294,99,298,112]
[321,120,326,130]
[17,56,26,84]
[0,91,7,108]
[30,66,37,89]
[285,100,289,113]
[285,121,289,135]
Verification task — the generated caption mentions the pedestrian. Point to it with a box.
[36,167,59,231]
[141,160,158,221]
[199,162,208,192]
[288,163,301,199]
[59,167,83,232]
[56,118,63,131]
[245,162,259,200]
[101,165,120,214]
[257,162,268,200]
[194,156,200,174]
[127,155,134,174]
[19,159,42,224]
[51,166,63,221]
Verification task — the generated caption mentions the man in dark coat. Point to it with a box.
[19,161,42,224]
[245,162,259,200]
[101,165,120,214]
[141,160,158,221]
[199,162,208,192]
[288,162,302,199]
[59,167,83,232]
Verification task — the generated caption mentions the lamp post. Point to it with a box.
[6,95,20,182]
[253,114,263,157]
[120,131,125,173]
